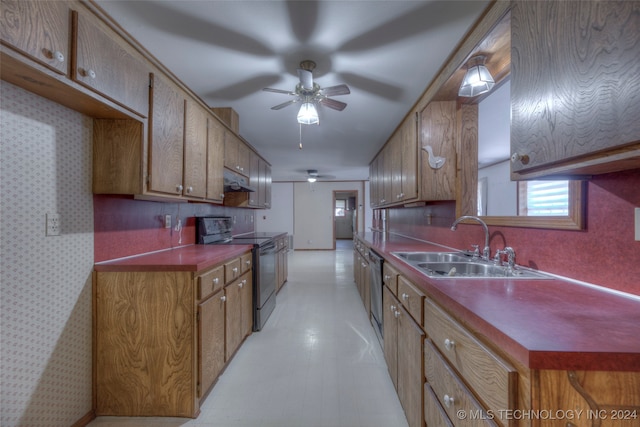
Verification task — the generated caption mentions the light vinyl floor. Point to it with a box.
[88,242,408,427]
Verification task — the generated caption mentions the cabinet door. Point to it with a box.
[183,99,207,198]
[383,286,399,390]
[223,131,237,171]
[249,151,260,207]
[400,114,418,201]
[198,290,225,398]
[419,101,456,201]
[148,73,185,195]
[264,162,272,209]
[511,1,640,175]
[206,117,225,203]
[382,145,394,205]
[237,141,250,176]
[0,0,70,75]
[224,280,243,361]
[397,304,425,427]
[240,273,253,338]
[74,11,149,116]
[369,157,379,208]
[258,157,268,208]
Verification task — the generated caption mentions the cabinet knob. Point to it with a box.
[511,152,530,165]
[52,50,65,63]
[220,194,225,199]
[443,394,455,408]
[246,260,251,266]
[232,267,238,273]
[81,68,97,79]
[186,186,193,194]
[390,305,396,312]
[176,184,184,192]
[220,295,226,302]
[384,275,390,281]
[402,293,409,301]
[361,262,367,268]
[212,278,219,284]
[394,310,400,318]
[444,338,456,351]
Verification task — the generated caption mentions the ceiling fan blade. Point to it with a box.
[263,87,296,95]
[321,84,351,97]
[320,97,347,111]
[297,68,314,90]
[271,99,298,110]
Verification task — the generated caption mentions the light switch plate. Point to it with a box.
[635,208,640,241]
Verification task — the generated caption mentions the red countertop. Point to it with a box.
[360,231,640,372]
[94,244,253,273]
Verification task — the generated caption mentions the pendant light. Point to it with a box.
[458,55,495,97]
[297,102,319,125]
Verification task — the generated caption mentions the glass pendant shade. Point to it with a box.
[297,102,319,125]
[307,177,317,183]
[458,62,495,97]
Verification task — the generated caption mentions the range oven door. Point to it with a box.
[254,240,277,330]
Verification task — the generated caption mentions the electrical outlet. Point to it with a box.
[46,213,60,236]
[164,214,171,229]
[635,208,640,241]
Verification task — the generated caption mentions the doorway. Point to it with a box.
[333,191,358,249]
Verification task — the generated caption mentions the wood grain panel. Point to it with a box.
[241,273,253,338]
[456,104,478,218]
[95,271,196,417]
[536,370,640,427]
[206,116,225,202]
[198,290,225,399]
[424,382,454,427]
[420,101,457,201]
[224,279,242,361]
[398,304,425,427]
[383,286,399,389]
[398,275,425,327]
[401,114,419,202]
[424,298,517,419]
[74,11,149,116]
[184,98,207,199]
[0,0,70,75]
[511,1,640,172]
[197,265,224,300]
[148,73,184,195]
[93,119,143,194]
[425,340,499,427]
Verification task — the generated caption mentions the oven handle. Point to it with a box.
[260,241,277,254]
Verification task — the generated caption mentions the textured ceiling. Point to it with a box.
[96,0,490,181]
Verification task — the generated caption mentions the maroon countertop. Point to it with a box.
[94,244,253,273]
[360,231,640,372]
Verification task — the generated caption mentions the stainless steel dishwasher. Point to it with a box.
[369,250,384,346]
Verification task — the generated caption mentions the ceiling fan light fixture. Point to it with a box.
[458,55,495,97]
[307,177,317,183]
[297,102,319,125]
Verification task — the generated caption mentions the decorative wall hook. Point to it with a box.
[422,145,446,169]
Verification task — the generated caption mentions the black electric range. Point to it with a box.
[195,217,284,331]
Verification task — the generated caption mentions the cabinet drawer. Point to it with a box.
[240,252,252,274]
[224,258,241,283]
[425,339,499,427]
[383,263,400,296]
[198,265,224,300]
[424,383,454,427]
[398,276,424,326]
[424,298,516,417]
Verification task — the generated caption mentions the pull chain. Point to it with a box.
[299,123,303,149]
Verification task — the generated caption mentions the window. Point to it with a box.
[335,199,346,217]
[518,180,569,216]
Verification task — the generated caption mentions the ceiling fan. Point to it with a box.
[303,169,335,182]
[263,60,351,124]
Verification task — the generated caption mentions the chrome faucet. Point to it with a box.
[451,215,491,260]
[494,247,516,268]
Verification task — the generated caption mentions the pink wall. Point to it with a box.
[94,195,255,262]
[386,169,640,296]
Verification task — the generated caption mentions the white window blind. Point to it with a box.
[518,181,569,216]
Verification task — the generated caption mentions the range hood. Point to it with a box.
[224,169,256,192]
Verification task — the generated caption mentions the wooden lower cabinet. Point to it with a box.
[382,281,425,427]
[94,253,253,417]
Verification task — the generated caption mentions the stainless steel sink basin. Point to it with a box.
[392,251,471,263]
[391,251,552,279]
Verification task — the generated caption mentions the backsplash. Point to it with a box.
[386,169,640,296]
[94,196,255,262]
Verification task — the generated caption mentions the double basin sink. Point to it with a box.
[391,251,552,279]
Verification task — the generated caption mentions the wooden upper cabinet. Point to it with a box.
[183,98,207,199]
[206,116,225,203]
[73,11,149,117]
[264,162,272,208]
[149,73,185,196]
[399,114,418,202]
[419,101,457,201]
[249,151,260,207]
[224,133,250,176]
[511,1,640,177]
[0,0,71,75]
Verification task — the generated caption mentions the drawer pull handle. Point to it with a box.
[444,338,456,351]
[444,394,455,408]
[220,295,226,302]
[394,310,400,318]
[384,274,390,281]
[232,267,238,273]
[246,260,251,265]
[402,293,409,301]
[212,278,219,284]
[390,305,396,312]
